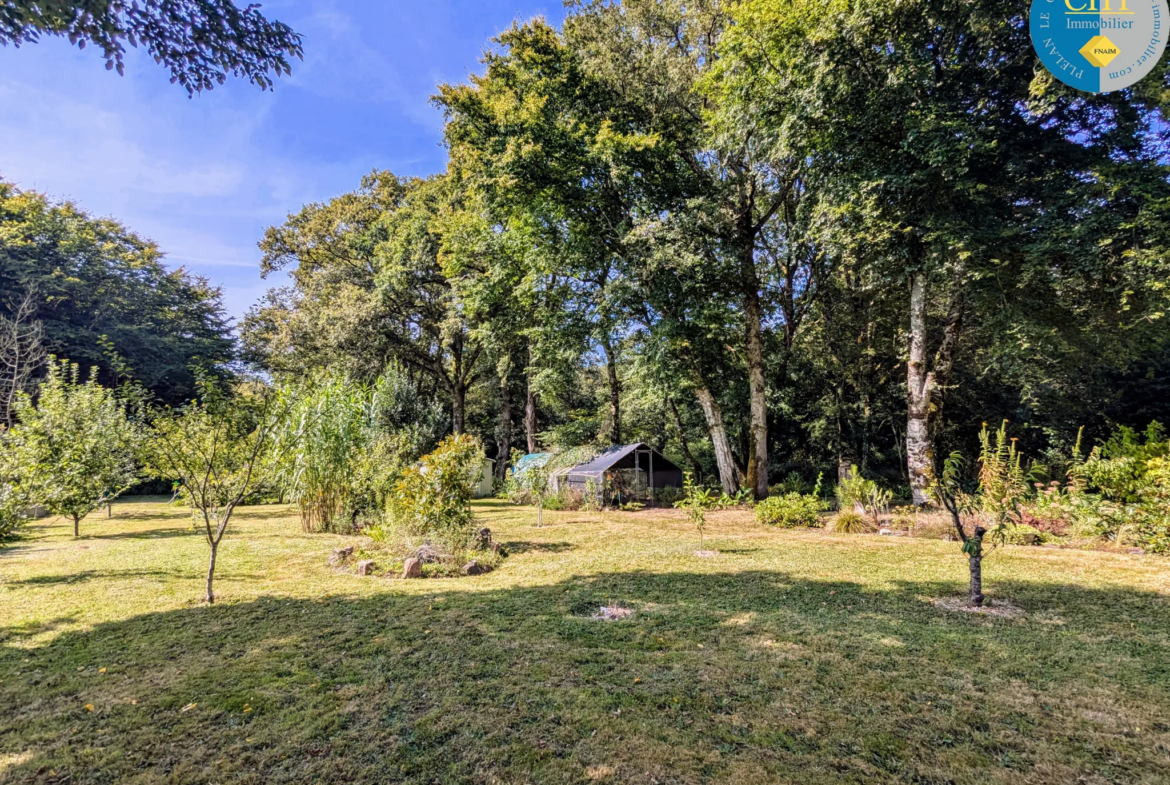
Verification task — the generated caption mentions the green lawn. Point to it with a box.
[1,498,1168,784]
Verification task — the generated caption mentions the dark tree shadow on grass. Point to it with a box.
[499,541,576,554]
[1,571,1167,784]
[9,569,189,587]
[94,527,200,541]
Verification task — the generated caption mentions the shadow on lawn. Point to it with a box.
[94,527,199,541]
[9,568,187,587]
[1,570,1167,784]
[499,540,576,554]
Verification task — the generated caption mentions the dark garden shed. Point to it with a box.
[557,443,683,501]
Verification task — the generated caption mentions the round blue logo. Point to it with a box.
[1030,0,1168,92]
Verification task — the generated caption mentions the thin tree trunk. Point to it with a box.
[452,383,466,435]
[206,540,218,604]
[906,272,934,505]
[497,374,513,481]
[525,376,537,453]
[602,338,622,445]
[694,384,743,495]
[741,261,769,500]
[669,397,702,479]
[968,527,986,607]
[107,503,111,519]
[73,514,80,538]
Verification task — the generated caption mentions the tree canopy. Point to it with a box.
[240,1,1170,499]
[0,179,235,406]
[0,0,302,93]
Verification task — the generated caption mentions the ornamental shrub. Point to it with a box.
[1134,457,1170,554]
[832,510,871,533]
[389,434,485,548]
[755,492,824,528]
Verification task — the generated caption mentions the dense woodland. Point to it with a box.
[239,0,1170,500]
[4,0,1170,504]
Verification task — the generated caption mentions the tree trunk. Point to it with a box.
[452,383,466,435]
[906,269,964,506]
[906,272,934,505]
[525,376,537,453]
[741,259,769,500]
[206,540,219,605]
[107,503,111,519]
[837,454,854,484]
[497,374,513,481]
[694,384,743,495]
[967,526,987,607]
[669,397,703,479]
[602,338,622,445]
[73,514,80,538]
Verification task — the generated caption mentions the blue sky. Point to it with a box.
[0,0,565,321]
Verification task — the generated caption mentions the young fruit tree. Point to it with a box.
[13,359,142,537]
[148,381,282,604]
[675,473,718,551]
[932,424,1025,607]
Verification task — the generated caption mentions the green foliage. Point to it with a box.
[977,421,1028,530]
[651,485,685,507]
[147,384,275,523]
[674,473,718,549]
[0,432,31,540]
[832,510,870,534]
[711,489,755,510]
[1079,423,1168,504]
[0,0,302,94]
[146,379,281,603]
[388,434,486,549]
[834,468,871,512]
[1003,524,1050,547]
[755,492,824,529]
[889,505,918,531]
[272,372,369,533]
[770,471,813,496]
[12,359,142,534]
[835,467,889,525]
[1134,458,1170,554]
[271,367,448,533]
[0,180,234,406]
[581,478,601,512]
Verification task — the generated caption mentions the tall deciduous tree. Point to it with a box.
[0,291,45,430]
[713,0,1170,502]
[247,172,492,434]
[13,359,142,536]
[0,180,235,405]
[564,0,805,498]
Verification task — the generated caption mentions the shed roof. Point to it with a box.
[565,443,682,476]
[512,453,553,474]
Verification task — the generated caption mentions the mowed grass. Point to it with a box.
[1,499,1168,784]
